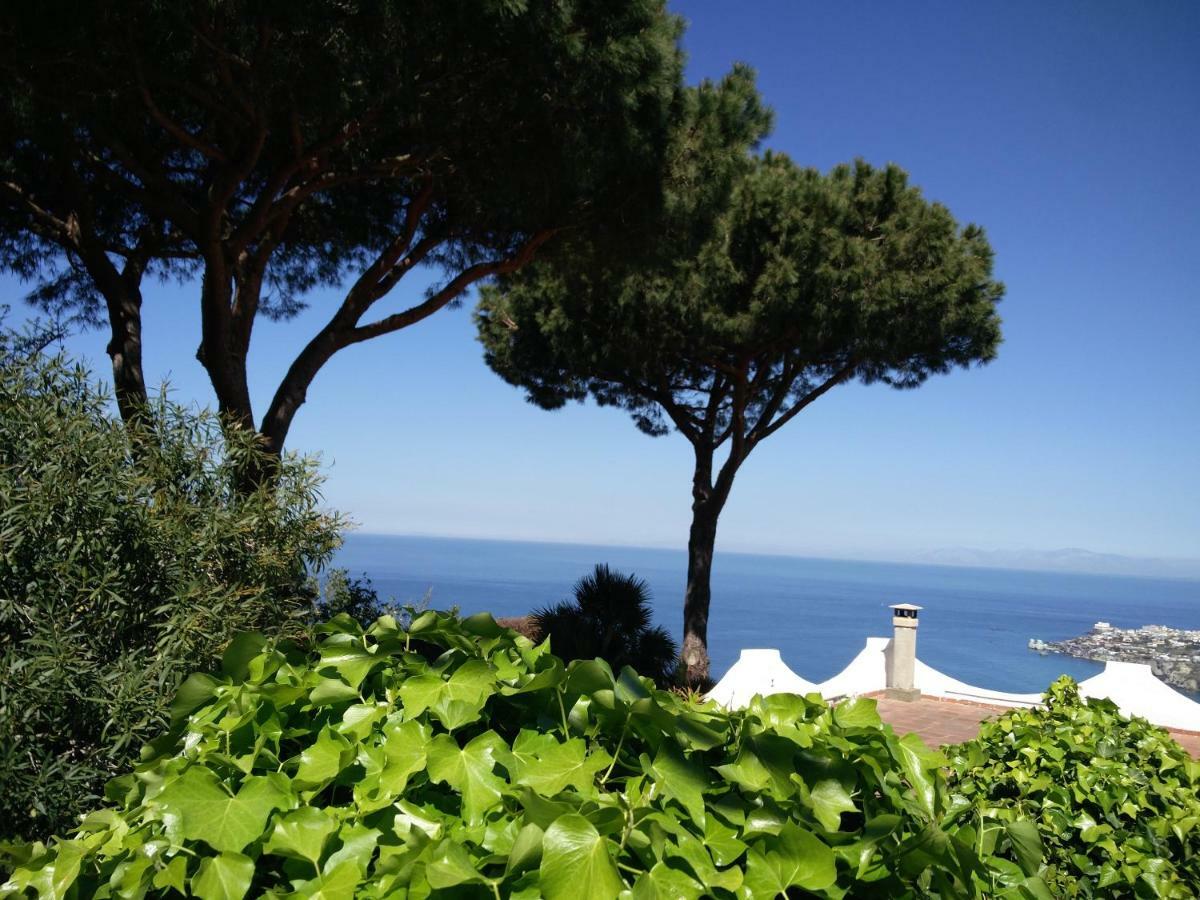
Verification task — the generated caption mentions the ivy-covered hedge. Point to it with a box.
[948,677,1200,898]
[0,612,1050,898]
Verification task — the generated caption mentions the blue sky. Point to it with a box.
[5,1,1198,571]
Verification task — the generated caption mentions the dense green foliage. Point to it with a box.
[0,352,343,842]
[1,611,1052,899]
[533,565,678,687]
[1,0,688,450]
[948,677,1200,897]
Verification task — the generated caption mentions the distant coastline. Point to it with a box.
[346,529,1200,583]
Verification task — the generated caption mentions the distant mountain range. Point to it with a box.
[914,547,1200,580]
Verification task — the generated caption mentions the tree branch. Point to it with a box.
[345,230,555,345]
[754,361,859,443]
[136,78,229,163]
[0,181,74,246]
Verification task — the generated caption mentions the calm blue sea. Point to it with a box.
[334,534,1200,695]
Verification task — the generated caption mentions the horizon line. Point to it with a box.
[342,528,1200,584]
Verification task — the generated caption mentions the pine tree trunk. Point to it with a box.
[682,500,720,685]
[103,286,149,428]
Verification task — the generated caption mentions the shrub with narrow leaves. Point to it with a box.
[2,611,1049,898]
[0,352,344,843]
[948,676,1200,898]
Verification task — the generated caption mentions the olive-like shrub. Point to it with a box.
[2,612,1049,898]
[0,352,344,843]
[948,677,1200,898]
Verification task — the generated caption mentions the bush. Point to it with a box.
[948,676,1200,897]
[533,565,678,686]
[0,352,344,843]
[312,570,390,627]
[1,610,1051,898]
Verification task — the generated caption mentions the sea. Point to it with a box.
[334,533,1200,696]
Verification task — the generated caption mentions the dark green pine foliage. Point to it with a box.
[533,565,678,686]
[477,81,1004,683]
[0,0,686,455]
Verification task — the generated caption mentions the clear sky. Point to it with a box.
[5,1,1199,572]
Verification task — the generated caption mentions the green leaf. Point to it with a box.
[295,727,353,788]
[23,839,85,900]
[715,734,796,797]
[632,861,705,900]
[170,673,222,725]
[704,814,749,867]
[354,718,429,811]
[507,823,545,875]
[319,643,380,689]
[152,855,189,894]
[221,633,267,682]
[398,659,496,729]
[426,731,508,824]
[897,733,943,818]
[667,832,742,892]
[263,807,339,867]
[833,696,882,730]
[323,822,382,876]
[425,840,486,888]
[564,659,615,695]
[309,676,361,706]
[511,731,611,797]
[809,778,857,832]
[190,853,254,900]
[288,860,363,899]
[156,768,290,854]
[1005,820,1044,877]
[540,814,623,900]
[743,823,837,895]
[647,743,708,827]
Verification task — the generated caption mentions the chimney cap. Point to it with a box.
[890,603,923,612]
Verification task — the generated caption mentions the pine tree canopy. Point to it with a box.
[478,153,1003,449]
[0,0,686,449]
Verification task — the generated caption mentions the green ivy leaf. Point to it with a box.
[169,673,223,725]
[632,861,705,900]
[190,852,254,900]
[323,822,382,877]
[507,823,545,875]
[539,814,623,900]
[151,855,188,894]
[288,860,363,899]
[743,823,837,895]
[262,807,339,867]
[309,676,361,706]
[511,731,611,798]
[354,718,429,811]
[425,840,486,888]
[1005,820,1044,877]
[156,768,291,854]
[221,633,267,682]
[294,727,353,788]
[809,778,857,831]
[398,659,495,730]
[426,731,508,824]
[897,733,943,819]
[19,839,85,900]
[647,743,708,827]
[833,697,882,730]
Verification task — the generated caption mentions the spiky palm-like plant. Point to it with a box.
[533,565,678,686]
